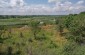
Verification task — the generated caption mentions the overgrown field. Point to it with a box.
[0,12,85,55]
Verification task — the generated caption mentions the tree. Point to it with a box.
[56,18,64,36]
[66,14,85,44]
[20,32,24,38]
[29,21,41,40]
[7,47,13,55]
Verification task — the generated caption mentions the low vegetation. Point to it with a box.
[0,12,85,55]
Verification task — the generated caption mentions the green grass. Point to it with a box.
[0,14,85,55]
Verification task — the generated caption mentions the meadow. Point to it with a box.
[0,12,85,55]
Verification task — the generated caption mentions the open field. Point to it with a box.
[0,12,85,55]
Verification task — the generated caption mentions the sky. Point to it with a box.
[0,0,85,15]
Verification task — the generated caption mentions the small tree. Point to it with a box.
[20,32,24,38]
[56,18,64,36]
[7,47,13,55]
[29,21,41,40]
[58,24,64,36]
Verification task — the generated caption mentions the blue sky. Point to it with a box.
[26,0,48,4]
[0,0,85,15]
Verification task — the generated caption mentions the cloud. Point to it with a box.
[10,0,25,8]
[53,1,72,11]
[48,0,68,3]
[77,0,84,5]
[0,0,25,8]
[0,0,85,15]
[52,1,85,14]
[0,0,9,8]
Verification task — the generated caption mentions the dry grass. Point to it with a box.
[2,25,68,47]
[41,25,68,46]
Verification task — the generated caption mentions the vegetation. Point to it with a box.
[0,12,85,55]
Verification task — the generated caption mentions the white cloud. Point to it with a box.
[77,0,84,5]
[10,0,25,8]
[0,0,85,15]
[0,0,25,8]
[0,0,9,8]
[52,1,85,14]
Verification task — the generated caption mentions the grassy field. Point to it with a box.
[0,13,85,55]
